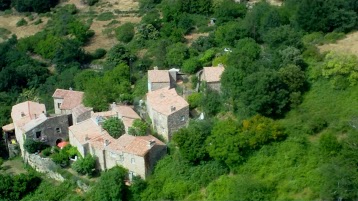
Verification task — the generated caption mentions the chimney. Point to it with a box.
[160,93,164,98]
[170,106,176,112]
[104,139,109,147]
[111,102,116,110]
[148,139,156,148]
[85,135,89,141]
[69,87,73,91]
[154,66,158,70]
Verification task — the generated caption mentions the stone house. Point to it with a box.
[72,104,92,125]
[52,89,84,115]
[199,65,225,92]
[69,115,166,179]
[147,67,180,92]
[3,101,69,157]
[146,87,189,141]
[92,104,141,133]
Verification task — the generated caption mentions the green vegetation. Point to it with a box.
[23,139,47,154]
[72,155,96,176]
[1,0,358,200]
[102,117,125,139]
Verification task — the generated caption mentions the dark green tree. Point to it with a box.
[103,117,125,139]
[173,120,213,164]
[72,154,96,175]
[115,23,135,43]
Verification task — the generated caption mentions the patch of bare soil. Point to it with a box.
[318,32,358,57]
[0,14,48,42]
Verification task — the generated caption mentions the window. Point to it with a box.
[131,158,135,164]
[119,155,124,161]
[35,131,41,138]
[55,128,61,134]
[57,103,61,109]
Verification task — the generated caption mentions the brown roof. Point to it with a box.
[2,123,14,131]
[72,104,92,117]
[52,89,84,110]
[148,70,170,83]
[106,134,165,157]
[70,117,165,157]
[146,88,188,116]
[69,118,108,144]
[11,101,46,122]
[202,66,225,82]
[114,105,141,119]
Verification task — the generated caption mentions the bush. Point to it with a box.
[182,57,201,74]
[72,155,96,175]
[41,147,52,157]
[16,18,28,27]
[24,139,45,154]
[85,0,98,6]
[97,12,116,21]
[103,117,125,139]
[128,119,148,136]
[115,22,135,43]
[187,92,203,109]
[33,18,42,25]
[92,48,107,59]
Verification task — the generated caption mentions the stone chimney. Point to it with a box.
[170,106,176,112]
[85,134,89,141]
[104,139,109,147]
[69,87,73,91]
[148,139,156,148]
[154,66,158,70]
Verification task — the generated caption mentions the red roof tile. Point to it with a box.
[146,88,188,116]
[52,89,84,110]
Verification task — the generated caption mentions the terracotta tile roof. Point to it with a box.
[70,118,165,157]
[146,87,189,116]
[11,101,46,122]
[69,118,108,145]
[52,89,84,110]
[148,70,170,83]
[114,105,141,119]
[92,110,116,118]
[106,134,165,157]
[72,104,92,117]
[202,66,225,82]
[2,123,14,131]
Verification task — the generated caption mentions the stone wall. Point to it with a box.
[150,82,171,92]
[53,98,63,115]
[26,115,69,147]
[24,152,65,182]
[167,106,189,141]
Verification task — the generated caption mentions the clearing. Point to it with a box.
[0,13,48,42]
[318,31,358,57]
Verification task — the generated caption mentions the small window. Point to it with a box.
[131,158,135,164]
[57,103,61,109]
[35,131,41,138]
[21,112,25,117]
[181,116,185,122]
[119,155,124,161]
[55,128,61,134]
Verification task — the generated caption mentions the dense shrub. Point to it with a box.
[24,139,46,154]
[115,23,135,43]
[72,155,96,175]
[103,117,125,139]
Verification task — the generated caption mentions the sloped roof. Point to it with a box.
[146,87,188,116]
[72,104,92,117]
[2,123,14,132]
[148,70,170,83]
[202,66,225,83]
[52,89,84,110]
[106,134,165,157]
[114,105,141,120]
[70,117,165,157]
[69,118,108,144]
[11,101,46,122]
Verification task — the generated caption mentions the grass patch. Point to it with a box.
[96,12,116,21]
[16,18,28,27]
[0,27,11,40]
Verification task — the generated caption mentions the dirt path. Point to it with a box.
[318,32,358,56]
